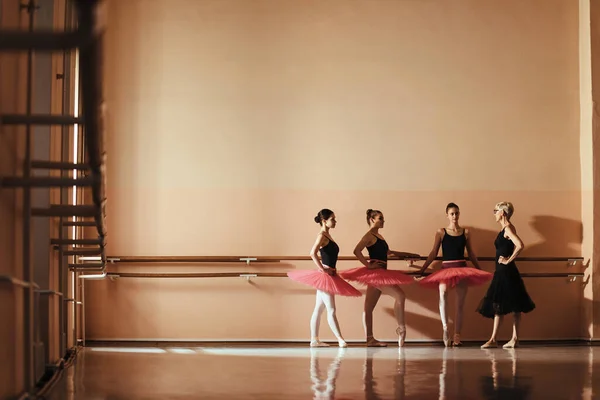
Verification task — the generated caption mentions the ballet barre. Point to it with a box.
[106,256,583,265]
[104,271,585,280]
[106,256,282,264]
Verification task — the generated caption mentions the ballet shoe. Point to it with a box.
[480,339,498,349]
[502,338,518,349]
[442,327,450,347]
[396,326,407,347]
[338,340,348,348]
[366,337,387,347]
[310,340,330,348]
[452,334,463,347]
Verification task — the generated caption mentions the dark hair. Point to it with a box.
[446,203,459,213]
[366,209,382,224]
[314,209,334,224]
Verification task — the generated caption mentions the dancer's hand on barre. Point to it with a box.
[390,251,420,259]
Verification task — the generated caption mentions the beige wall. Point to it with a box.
[88,0,585,342]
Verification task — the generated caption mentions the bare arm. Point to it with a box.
[499,225,524,264]
[353,234,380,268]
[417,230,443,274]
[310,233,328,272]
[465,228,482,269]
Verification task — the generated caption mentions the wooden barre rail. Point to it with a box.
[107,256,584,263]
[106,272,585,279]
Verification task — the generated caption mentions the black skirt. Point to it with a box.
[477,262,535,318]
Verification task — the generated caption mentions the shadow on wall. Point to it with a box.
[526,215,583,257]
[466,215,583,258]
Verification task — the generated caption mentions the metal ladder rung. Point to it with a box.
[63,249,103,256]
[0,30,86,51]
[62,221,96,227]
[1,176,93,187]
[0,114,83,125]
[51,238,104,246]
[33,205,97,217]
[31,161,90,170]
[68,263,104,269]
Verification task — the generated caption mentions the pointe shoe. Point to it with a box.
[503,338,518,349]
[452,334,463,347]
[366,337,387,347]
[442,327,450,347]
[480,339,498,349]
[396,326,407,347]
[310,340,330,348]
[338,339,348,348]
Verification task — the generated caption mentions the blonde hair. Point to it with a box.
[495,202,514,219]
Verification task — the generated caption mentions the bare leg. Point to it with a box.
[319,291,347,347]
[310,291,328,347]
[380,285,407,347]
[363,286,386,347]
[438,283,449,346]
[481,314,503,348]
[503,312,521,348]
[453,281,468,346]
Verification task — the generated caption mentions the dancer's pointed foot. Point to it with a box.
[442,326,450,347]
[396,326,407,347]
[452,334,463,347]
[366,337,387,347]
[481,339,498,349]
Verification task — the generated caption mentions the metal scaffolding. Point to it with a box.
[0,0,107,394]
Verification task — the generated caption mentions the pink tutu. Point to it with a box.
[419,260,492,288]
[287,270,362,297]
[338,266,414,286]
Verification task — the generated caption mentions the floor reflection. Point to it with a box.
[310,348,346,399]
[478,349,532,399]
[48,345,598,399]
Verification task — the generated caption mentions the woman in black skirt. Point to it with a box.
[478,202,535,348]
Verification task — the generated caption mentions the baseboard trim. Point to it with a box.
[85,338,594,347]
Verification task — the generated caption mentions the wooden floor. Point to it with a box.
[48,344,598,399]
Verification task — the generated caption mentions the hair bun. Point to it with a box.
[366,209,373,215]
[314,215,321,224]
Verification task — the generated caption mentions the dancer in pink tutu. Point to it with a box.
[413,202,491,347]
[287,209,361,348]
[340,209,420,347]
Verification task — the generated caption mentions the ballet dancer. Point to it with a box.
[413,203,491,346]
[340,209,420,347]
[287,209,361,348]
